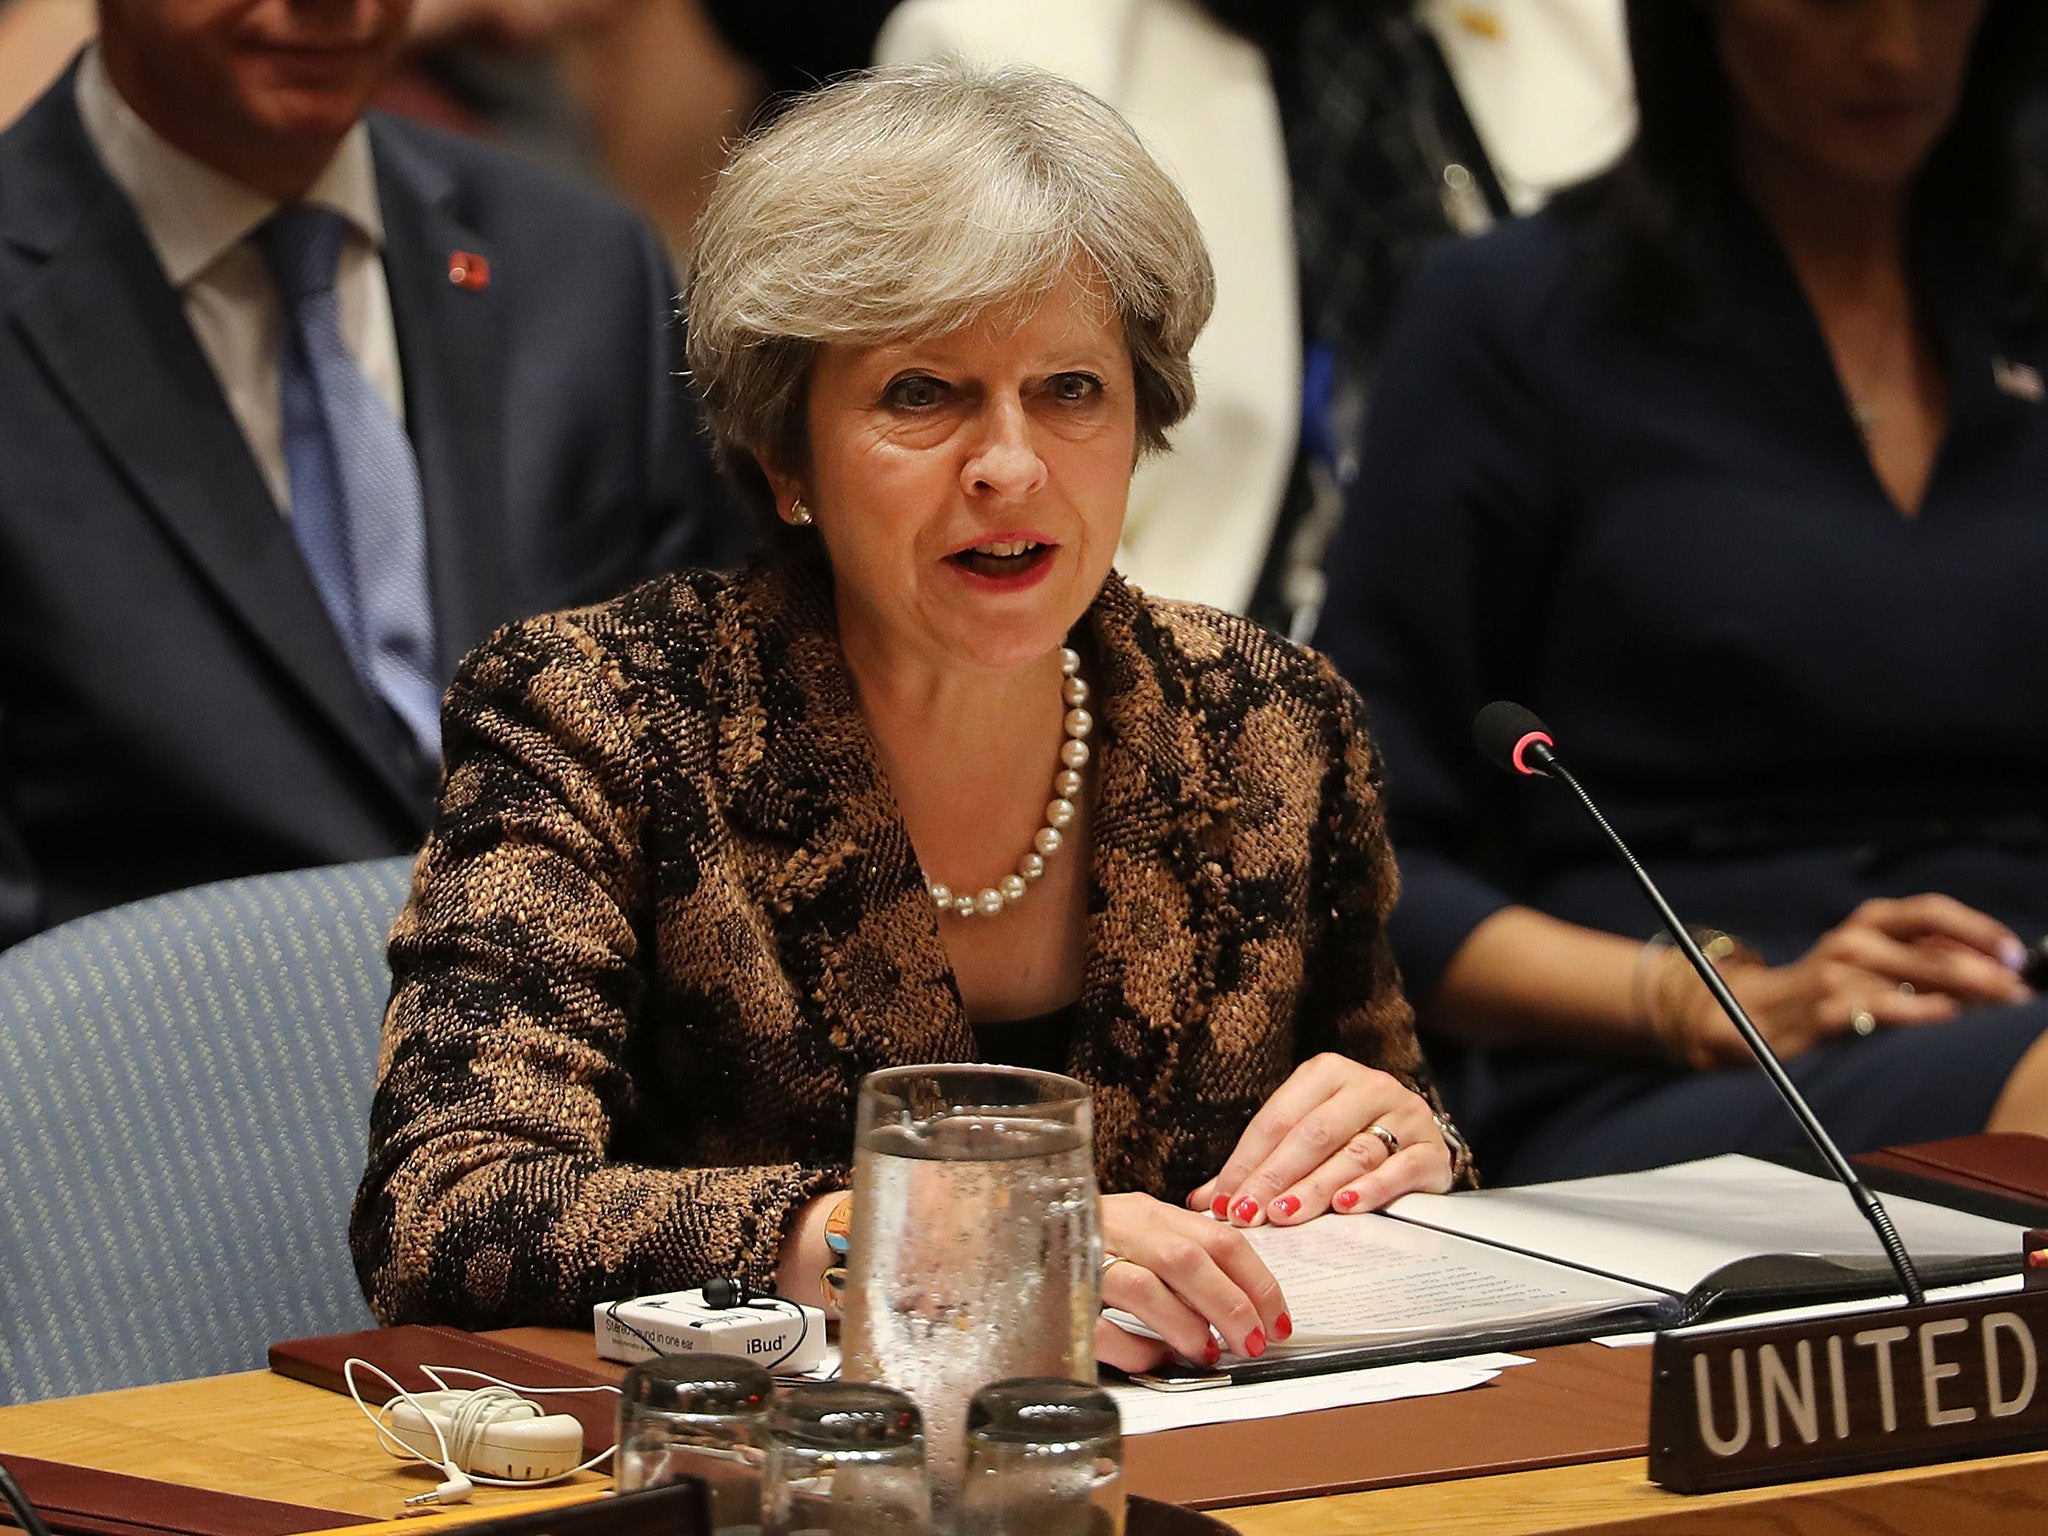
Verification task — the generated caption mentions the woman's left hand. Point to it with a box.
[1187,1053,1455,1226]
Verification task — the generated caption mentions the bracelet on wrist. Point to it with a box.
[1635,928,1760,1070]
[824,1192,853,1258]
[820,1193,853,1313]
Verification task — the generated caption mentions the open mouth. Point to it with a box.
[950,539,1054,578]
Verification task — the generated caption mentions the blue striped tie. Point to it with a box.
[257,205,441,758]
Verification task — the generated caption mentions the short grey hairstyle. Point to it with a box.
[684,59,1216,526]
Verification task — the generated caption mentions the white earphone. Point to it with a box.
[344,1358,621,1506]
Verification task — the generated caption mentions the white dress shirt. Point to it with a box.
[74,46,405,517]
[1422,0,1635,215]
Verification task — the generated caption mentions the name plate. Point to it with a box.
[1648,1286,2048,1493]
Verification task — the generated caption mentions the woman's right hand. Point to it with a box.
[1095,1192,1290,1374]
[1678,895,2033,1065]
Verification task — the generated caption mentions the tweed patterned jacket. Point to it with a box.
[350,561,1472,1327]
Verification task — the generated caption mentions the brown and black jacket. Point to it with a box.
[350,561,1470,1328]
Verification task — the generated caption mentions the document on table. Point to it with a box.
[1106,1211,1669,1363]
[1388,1154,2021,1295]
[1106,1353,1532,1435]
[797,1343,1524,1433]
[1117,1154,2023,1387]
[1237,1212,1668,1351]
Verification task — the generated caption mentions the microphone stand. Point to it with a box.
[0,1459,54,1536]
[1530,742,1926,1305]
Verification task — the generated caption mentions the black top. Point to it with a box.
[974,1005,1079,1078]
[1315,198,2048,1170]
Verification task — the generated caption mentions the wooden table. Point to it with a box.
[5,1356,2048,1534]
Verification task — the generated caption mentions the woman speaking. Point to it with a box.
[351,62,1466,1372]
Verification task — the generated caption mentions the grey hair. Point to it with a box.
[684,59,1216,526]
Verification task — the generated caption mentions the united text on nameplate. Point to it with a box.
[1648,1287,2048,1493]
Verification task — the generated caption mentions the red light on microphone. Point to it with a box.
[1510,730,1553,777]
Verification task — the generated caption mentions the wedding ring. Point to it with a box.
[1100,1251,1130,1276]
[1849,1009,1878,1038]
[1366,1123,1401,1157]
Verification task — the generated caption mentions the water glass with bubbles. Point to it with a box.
[838,1065,1099,1531]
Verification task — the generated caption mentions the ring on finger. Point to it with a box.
[1101,1251,1132,1277]
[1366,1122,1400,1157]
[1849,1009,1878,1038]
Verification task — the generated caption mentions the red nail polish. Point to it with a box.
[1233,1197,1259,1223]
[1245,1329,1267,1359]
[1271,1194,1300,1220]
[1274,1312,1293,1342]
[1334,1189,1359,1211]
[1211,1194,1230,1218]
[1203,1339,1221,1367]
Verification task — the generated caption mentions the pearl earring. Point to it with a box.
[788,499,814,527]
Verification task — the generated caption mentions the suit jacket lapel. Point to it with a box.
[718,564,974,1080]
[370,118,510,677]
[0,83,422,816]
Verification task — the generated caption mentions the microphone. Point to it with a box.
[1472,700,1925,1305]
[1472,700,1557,780]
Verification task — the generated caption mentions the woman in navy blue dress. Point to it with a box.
[1318,0,2048,1183]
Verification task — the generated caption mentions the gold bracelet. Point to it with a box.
[1638,929,1760,1070]
[1631,933,1676,1050]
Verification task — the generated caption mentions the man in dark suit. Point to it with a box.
[0,0,740,949]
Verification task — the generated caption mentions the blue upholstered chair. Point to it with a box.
[0,857,415,1404]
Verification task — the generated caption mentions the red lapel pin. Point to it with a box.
[447,251,490,291]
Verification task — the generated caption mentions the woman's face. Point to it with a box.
[766,271,1137,678]
[1712,0,1988,193]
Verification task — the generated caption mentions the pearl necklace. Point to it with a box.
[928,646,1093,919]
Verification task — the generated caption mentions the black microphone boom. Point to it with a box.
[1472,700,1925,1306]
[0,1459,54,1536]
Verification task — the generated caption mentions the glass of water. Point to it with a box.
[615,1353,773,1532]
[961,1378,1124,1536]
[761,1381,930,1536]
[838,1065,1099,1531]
